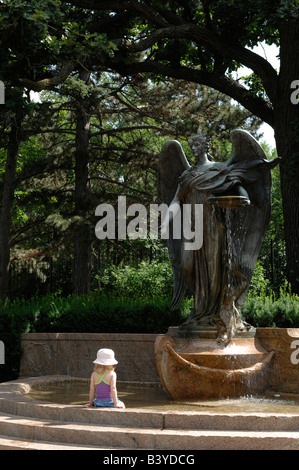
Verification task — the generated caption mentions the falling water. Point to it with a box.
[224,209,234,294]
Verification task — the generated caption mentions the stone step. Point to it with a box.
[0,412,160,449]
[1,395,299,432]
[0,412,299,450]
[0,434,118,451]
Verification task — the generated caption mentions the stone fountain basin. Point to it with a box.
[175,337,268,369]
[18,329,299,400]
[155,334,275,400]
[1,376,299,415]
[155,328,299,400]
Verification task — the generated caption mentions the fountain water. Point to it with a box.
[25,378,299,414]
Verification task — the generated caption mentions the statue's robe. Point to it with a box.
[176,159,278,341]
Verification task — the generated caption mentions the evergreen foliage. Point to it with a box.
[4,77,262,296]
[0,261,298,382]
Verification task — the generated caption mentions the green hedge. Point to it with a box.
[0,293,191,382]
[241,290,299,328]
[1,289,298,383]
[95,261,174,299]
[1,259,299,382]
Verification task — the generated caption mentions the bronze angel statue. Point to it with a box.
[159,130,280,344]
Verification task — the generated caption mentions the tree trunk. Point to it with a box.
[0,118,22,301]
[273,21,299,293]
[73,71,92,295]
[274,127,299,294]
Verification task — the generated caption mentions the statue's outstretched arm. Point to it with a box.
[234,184,250,202]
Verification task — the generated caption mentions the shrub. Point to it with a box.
[247,260,270,297]
[241,288,299,328]
[95,260,174,299]
[0,293,190,382]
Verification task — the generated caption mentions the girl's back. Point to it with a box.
[93,368,114,400]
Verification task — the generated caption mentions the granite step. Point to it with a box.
[0,412,161,449]
[0,412,299,450]
[1,395,299,433]
[0,434,117,450]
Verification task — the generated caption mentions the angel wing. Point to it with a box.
[158,141,191,310]
[228,129,268,163]
[158,140,191,204]
[227,129,280,306]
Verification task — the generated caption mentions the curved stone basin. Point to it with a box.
[155,335,276,399]
[19,377,299,414]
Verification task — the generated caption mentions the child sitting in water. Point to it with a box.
[85,348,125,409]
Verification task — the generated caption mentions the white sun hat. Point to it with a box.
[93,348,118,365]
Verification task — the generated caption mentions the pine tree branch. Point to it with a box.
[91,175,152,198]
[115,23,278,102]
[60,1,278,102]
[91,124,172,136]
[109,60,274,127]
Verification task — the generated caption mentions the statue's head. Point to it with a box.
[188,133,210,158]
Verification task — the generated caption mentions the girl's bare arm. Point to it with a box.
[86,373,95,407]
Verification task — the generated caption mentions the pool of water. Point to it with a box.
[26,381,299,414]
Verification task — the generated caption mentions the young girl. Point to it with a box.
[85,348,125,408]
